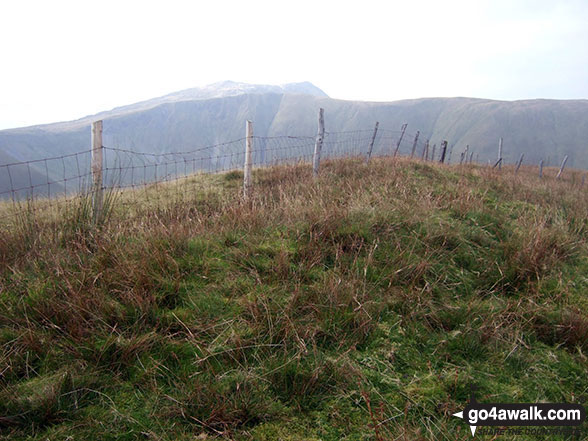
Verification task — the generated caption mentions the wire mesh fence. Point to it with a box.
[0,118,582,227]
[0,125,415,224]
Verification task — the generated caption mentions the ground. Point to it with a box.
[0,157,587,440]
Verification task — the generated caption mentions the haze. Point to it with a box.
[1,0,587,130]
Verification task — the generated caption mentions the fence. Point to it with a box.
[0,108,584,225]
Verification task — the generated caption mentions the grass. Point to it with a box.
[0,157,587,440]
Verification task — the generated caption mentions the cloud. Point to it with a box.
[0,0,587,129]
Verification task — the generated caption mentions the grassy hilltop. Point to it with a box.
[0,158,587,440]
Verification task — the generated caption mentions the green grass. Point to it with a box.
[0,158,587,440]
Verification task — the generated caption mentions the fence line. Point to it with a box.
[0,112,584,225]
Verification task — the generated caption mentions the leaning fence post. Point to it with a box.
[365,121,379,164]
[393,123,407,157]
[243,120,253,197]
[492,158,503,169]
[539,159,544,178]
[439,141,448,163]
[91,120,104,223]
[515,153,524,174]
[498,137,503,170]
[556,155,568,180]
[312,108,325,177]
[410,130,420,158]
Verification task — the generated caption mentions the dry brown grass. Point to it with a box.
[0,156,586,440]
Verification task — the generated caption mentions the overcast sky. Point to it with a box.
[1,0,587,129]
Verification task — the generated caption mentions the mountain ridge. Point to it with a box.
[8,86,588,134]
[1,81,588,197]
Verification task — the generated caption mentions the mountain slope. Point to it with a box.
[1,82,587,196]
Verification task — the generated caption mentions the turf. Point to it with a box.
[0,158,586,440]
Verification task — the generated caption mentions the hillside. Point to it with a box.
[0,158,586,440]
[1,83,588,197]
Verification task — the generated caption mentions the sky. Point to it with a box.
[1,0,587,129]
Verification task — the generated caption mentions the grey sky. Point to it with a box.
[1,0,587,130]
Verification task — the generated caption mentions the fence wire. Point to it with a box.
[0,125,577,225]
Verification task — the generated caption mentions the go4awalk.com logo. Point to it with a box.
[452,386,586,437]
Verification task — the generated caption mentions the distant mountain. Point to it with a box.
[1,81,587,197]
[87,81,329,122]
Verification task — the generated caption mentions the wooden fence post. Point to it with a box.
[462,145,469,165]
[312,108,325,177]
[539,159,544,178]
[243,120,253,197]
[431,144,436,162]
[91,120,104,223]
[556,155,568,180]
[515,153,524,174]
[421,139,429,161]
[498,138,503,170]
[410,131,420,158]
[365,121,379,164]
[393,123,407,157]
[439,140,448,163]
[459,146,467,165]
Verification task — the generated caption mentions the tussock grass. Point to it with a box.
[0,157,587,440]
